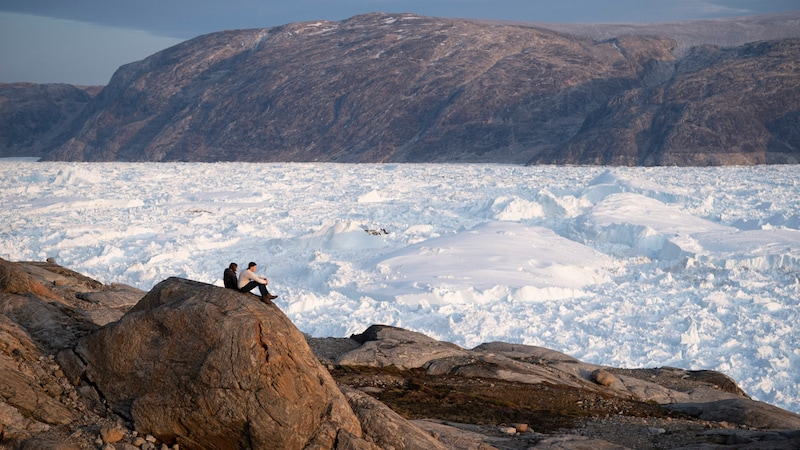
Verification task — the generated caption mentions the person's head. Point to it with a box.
[248,262,257,271]
[229,262,238,271]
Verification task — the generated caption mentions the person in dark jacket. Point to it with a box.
[223,263,238,290]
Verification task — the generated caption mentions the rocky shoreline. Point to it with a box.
[1,257,799,449]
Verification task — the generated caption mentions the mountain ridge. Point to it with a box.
[489,10,800,52]
[2,12,799,165]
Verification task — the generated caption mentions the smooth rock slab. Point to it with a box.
[337,324,469,370]
[77,277,362,449]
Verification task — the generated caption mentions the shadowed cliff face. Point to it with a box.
[25,12,800,166]
[535,39,800,165]
[0,83,95,158]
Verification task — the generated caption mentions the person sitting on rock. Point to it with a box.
[223,263,238,290]
[238,261,277,302]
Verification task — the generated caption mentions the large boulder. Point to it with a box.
[76,277,363,449]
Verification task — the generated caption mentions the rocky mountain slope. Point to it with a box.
[532,39,800,165]
[2,257,800,449]
[0,83,97,158]
[23,12,799,165]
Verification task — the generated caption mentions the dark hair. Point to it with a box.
[248,262,257,268]
[229,263,237,270]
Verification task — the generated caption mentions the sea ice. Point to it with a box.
[1,161,798,414]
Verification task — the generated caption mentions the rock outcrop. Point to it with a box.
[0,258,137,446]
[332,326,749,407]
[340,386,447,450]
[28,12,800,166]
[311,324,800,449]
[338,324,470,370]
[0,261,441,449]
[76,277,363,449]
[2,259,800,449]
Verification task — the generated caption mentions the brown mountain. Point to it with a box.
[533,39,800,165]
[23,12,800,164]
[0,83,96,158]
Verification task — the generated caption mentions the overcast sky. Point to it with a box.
[2,1,798,85]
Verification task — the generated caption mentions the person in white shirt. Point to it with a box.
[238,261,277,302]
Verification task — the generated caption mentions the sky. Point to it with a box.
[1,161,798,414]
[1,1,799,85]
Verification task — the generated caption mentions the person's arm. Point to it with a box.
[242,270,268,285]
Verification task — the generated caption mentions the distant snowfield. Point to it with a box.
[1,161,798,413]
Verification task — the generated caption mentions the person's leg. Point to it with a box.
[240,281,273,299]
[239,281,259,293]
[259,285,278,301]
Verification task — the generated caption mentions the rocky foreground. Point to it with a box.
[1,257,799,449]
